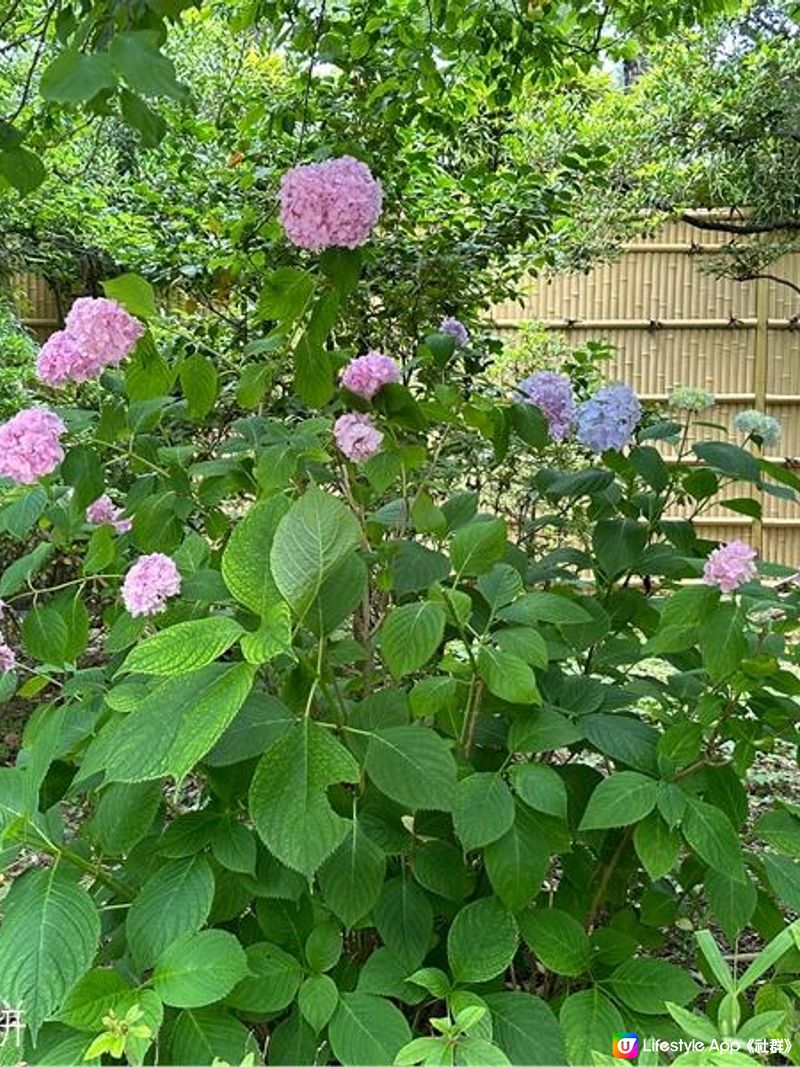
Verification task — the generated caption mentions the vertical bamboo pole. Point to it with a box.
[753,274,769,556]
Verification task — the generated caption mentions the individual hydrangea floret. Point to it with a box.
[86,494,133,535]
[668,385,715,413]
[63,297,144,377]
[703,539,758,593]
[0,408,67,484]
[122,553,181,617]
[278,156,382,251]
[0,640,15,674]
[439,317,469,347]
[733,409,781,448]
[517,371,577,442]
[334,412,383,462]
[340,351,401,400]
[576,383,641,453]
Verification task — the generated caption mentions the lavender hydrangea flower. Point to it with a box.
[577,383,641,453]
[439,317,469,347]
[86,494,133,535]
[0,408,67,484]
[278,156,382,251]
[0,640,16,673]
[334,412,383,462]
[517,371,577,442]
[122,553,181,617]
[733,409,781,448]
[703,540,757,593]
[340,351,401,400]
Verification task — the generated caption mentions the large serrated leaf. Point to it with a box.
[126,855,214,970]
[118,616,243,677]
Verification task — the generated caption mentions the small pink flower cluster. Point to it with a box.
[0,638,16,674]
[122,553,181,617]
[0,408,67,484]
[86,494,132,535]
[340,351,400,400]
[36,297,143,387]
[334,413,383,463]
[703,540,758,593]
[278,156,382,251]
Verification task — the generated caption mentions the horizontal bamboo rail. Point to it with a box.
[494,318,800,331]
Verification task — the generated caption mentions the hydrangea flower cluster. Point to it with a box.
[37,298,143,387]
[733,409,781,448]
[278,156,382,251]
[122,553,182,617]
[439,317,469,348]
[340,352,401,400]
[703,540,758,593]
[0,408,67,484]
[86,494,133,535]
[517,371,577,442]
[0,639,16,674]
[334,412,383,462]
[576,383,642,454]
[668,386,715,412]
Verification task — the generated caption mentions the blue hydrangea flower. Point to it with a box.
[517,371,577,442]
[668,385,715,413]
[733,409,781,448]
[439,317,469,347]
[577,383,641,453]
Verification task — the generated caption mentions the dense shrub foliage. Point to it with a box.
[3,160,800,1067]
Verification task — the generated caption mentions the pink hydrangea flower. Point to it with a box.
[86,494,132,535]
[63,297,144,376]
[334,412,383,462]
[0,408,67,484]
[703,540,758,593]
[278,156,382,251]
[0,640,15,673]
[340,351,401,400]
[122,553,181,617]
[36,330,96,386]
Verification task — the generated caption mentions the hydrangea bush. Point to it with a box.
[2,158,800,1067]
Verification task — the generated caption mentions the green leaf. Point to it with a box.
[258,267,315,322]
[119,617,244,677]
[519,909,591,977]
[374,877,433,971]
[153,929,248,1008]
[511,764,567,819]
[170,1008,255,1066]
[80,662,256,783]
[699,601,747,683]
[682,797,746,881]
[764,854,800,911]
[448,898,519,984]
[608,957,699,1014]
[102,272,156,319]
[633,812,680,880]
[294,336,335,407]
[497,592,591,627]
[451,518,507,576]
[559,989,624,1067]
[365,725,458,811]
[0,485,47,539]
[477,646,539,705]
[180,354,219,420]
[485,992,564,1067]
[305,921,342,973]
[270,488,361,617]
[0,147,46,194]
[211,820,257,876]
[40,51,117,102]
[126,855,214,970]
[249,720,359,877]
[329,993,411,1066]
[57,968,131,1031]
[693,441,760,483]
[22,605,69,666]
[579,772,659,830]
[227,942,303,1013]
[298,973,339,1032]
[318,819,386,928]
[592,518,647,580]
[484,805,549,911]
[222,496,291,617]
[0,866,100,1041]
[380,601,446,678]
[90,780,162,855]
[120,89,166,146]
[0,541,54,596]
[705,869,757,943]
[452,773,515,852]
[109,31,185,99]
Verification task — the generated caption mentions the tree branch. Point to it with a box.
[682,212,800,235]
